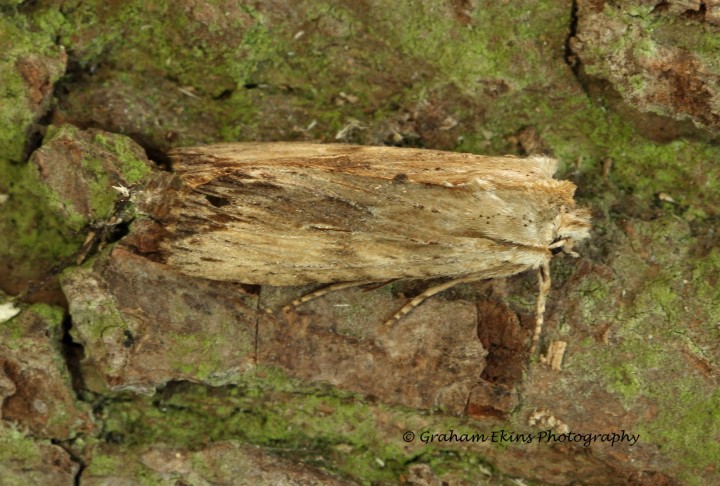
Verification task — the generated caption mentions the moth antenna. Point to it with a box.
[530,260,552,354]
[382,275,481,328]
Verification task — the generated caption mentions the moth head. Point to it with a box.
[552,206,591,256]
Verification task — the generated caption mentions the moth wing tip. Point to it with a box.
[528,155,560,177]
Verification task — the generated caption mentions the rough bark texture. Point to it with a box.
[571,0,720,137]
[1,1,719,484]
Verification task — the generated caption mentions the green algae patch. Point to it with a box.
[0,425,43,465]
[0,159,84,297]
[0,11,69,296]
[0,425,76,486]
[26,125,153,230]
[83,451,124,477]
[1,125,154,298]
[93,370,520,484]
[0,13,66,163]
[91,132,153,185]
[565,213,720,484]
[645,389,720,476]
[0,302,95,440]
[168,325,252,385]
[0,302,65,356]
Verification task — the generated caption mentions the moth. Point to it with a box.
[145,143,590,352]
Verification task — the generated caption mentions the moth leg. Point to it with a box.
[530,260,552,354]
[383,275,482,328]
[283,281,373,312]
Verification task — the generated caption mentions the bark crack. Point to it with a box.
[563,0,581,80]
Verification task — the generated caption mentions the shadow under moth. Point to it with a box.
[142,143,590,352]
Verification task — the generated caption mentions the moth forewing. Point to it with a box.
[159,143,590,350]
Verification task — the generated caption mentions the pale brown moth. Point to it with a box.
[152,143,590,352]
